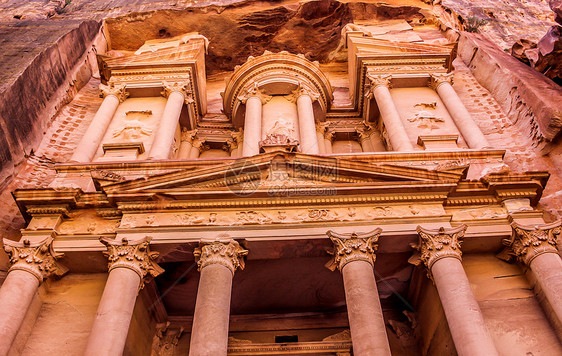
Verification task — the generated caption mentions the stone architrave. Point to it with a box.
[149,81,193,160]
[84,236,163,356]
[71,83,128,162]
[326,229,392,356]
[0,237,67,356]
[189,239,248,356]
[503,221,562,339]
[365,74,413,152]
[413,225,499,356]
[239,83,271,157]
[429,73,489,149]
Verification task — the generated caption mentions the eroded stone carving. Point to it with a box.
[237,82,272,105]
[151,322,184,356]
[325,229,381,271]
[193,238,248,274]
[162,80,194,104]
[3,237,67,281]
[100,236,164,288]
[412,225,467,270]
[407,110,445,130]
[501,221,561,265]
[429,73,454,90]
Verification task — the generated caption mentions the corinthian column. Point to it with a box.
[430,73,489,149]
[326,229,391,356]
[414,225,498,356]
[239,83,270,157]
[189,239,248,356]
[293,85,320,154]
[366,74,413,152]
[84,237,163,356]
[0,237,67,356]
[70,83,128,162]
[503,221,562,338]
[149,81,193,160]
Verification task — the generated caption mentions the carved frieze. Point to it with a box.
[193,238,248,274]
[325,229,382,271]
[100,236,164,288]
[99,83,129,102]
[412,225,467,271]
[3,237,67,281]
[502,221,561,265]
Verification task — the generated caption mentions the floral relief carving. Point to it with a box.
[193,238,248,274]
[3,237,68,281]
[502,221,561,265]
[325,229,382,271]
[100,236,164,289]
[412,225,467,271]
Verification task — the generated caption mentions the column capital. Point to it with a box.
[365,74,392,100]
[162,81,195,104]
[316,121,329,134]
[237,82,272,105]
[193,238,248,274]
[412,225,467,270]
[181,128,197,143]
[503,221,561,265]
[191,138,209,152]
[100,236,164,289]
[230,128,244,144]
[2,237,68,282]
[429,73,454,90]
[325,229,381,271]
[100,83,129,103]
[285,83,320,103]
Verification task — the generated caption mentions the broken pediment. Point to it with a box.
[101,151,464,196]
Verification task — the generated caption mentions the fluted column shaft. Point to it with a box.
[242,96,263,156]
[415,226,498,356]
[84,237,163,356]
[149,82,191,160]
[326,229,391,356]
[296,94,319,154]
[431,74,489,149]
[506,221,562,339]
[189,239,248,356]
[71,84,127,162]
[368,75,413,152]
[0,238,66,356]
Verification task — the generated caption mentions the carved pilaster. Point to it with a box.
[2,237,68,282]
[502,221,561,265]
[325,229,382,271]
[162,80,194,104]
[412,225,467,271]
[193,238,248,274]
[237,82,272,105]
[100,236,164,289]
[99,83,129,103]
[429,73,454,90]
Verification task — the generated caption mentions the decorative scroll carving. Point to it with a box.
[162,80,194,104]
[325,229,381,271]
[429,73,454,90]
[151,322,184,356]
[237,82,272,105]
[100,236,164,288]
[501,221,561,265]
[412,225,467,271]
[99,83,129,102]
[193,238,248,274]
[3,237,67,281]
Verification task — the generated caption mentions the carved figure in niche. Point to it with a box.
[112,110,153,140]
[408,110,444,130]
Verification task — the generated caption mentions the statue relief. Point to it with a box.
[112,110,153,140]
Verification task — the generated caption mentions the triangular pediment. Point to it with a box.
[101,151,464,195]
